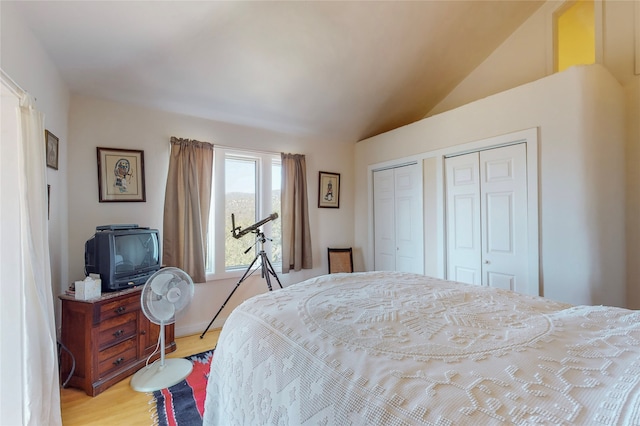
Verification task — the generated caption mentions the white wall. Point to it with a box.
[355,65,626,307]
[627,78,640,309]
[425,0,640,308]
[429,0,640,115]
[428,1,557,116]
[605,0,640,310]
[1,2,71,329]
[68,95,355,336]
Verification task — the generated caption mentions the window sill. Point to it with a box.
[205,264,282,283]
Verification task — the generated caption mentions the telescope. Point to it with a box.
[231,212,278,239]
[202,211,282,338]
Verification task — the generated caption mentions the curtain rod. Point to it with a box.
[216,144,281,157]
[171,136,280,157]
[0,68,28,98]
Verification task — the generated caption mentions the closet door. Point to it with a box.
[445,152,482,284]
[394,165,423,273]
[480,144,528,292]
[373,169,396,271]
[445,144,528,292]
[373,164,423,273]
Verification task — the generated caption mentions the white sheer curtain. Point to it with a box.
[0,77,62,425]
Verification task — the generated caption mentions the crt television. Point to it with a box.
[84,224,161,292]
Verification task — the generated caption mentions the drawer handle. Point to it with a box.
[115,306,126,314]
[113,357,125,366]
[113,329,124,338]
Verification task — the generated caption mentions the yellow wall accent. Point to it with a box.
[557,0,595,72]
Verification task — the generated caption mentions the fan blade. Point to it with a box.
[165,286,182,304]
[148,296,175,321]
[150,273,174,295]
[171,279,193,312]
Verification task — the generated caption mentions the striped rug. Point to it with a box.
[152,349,214,426]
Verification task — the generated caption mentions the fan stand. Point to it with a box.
[130,320,193,392]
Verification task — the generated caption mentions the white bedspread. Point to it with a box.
[203,272,640,425]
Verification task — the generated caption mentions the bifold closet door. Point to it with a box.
[446,144,528,292]
[373,164,423,274]
[445,152,482,284]
[373,168,396,271]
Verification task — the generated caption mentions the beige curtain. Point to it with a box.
[281,153,312,273]
[163,137,213,283]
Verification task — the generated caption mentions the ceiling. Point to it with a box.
[9,1,543,142]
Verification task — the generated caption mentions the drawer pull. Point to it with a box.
[115,306,126,314]
[113,357,125,366]
[113,329,124,338]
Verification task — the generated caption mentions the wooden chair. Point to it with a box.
[327,248,353,274]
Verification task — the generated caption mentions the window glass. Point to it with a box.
[225,157,256,269]
[271,161,282,264]
[205,149,281,277]
[556,0,595,72]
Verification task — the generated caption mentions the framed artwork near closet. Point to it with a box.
[318,171,340,208]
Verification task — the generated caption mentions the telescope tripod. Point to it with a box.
[200,230,282,339]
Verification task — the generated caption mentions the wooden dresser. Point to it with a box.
[59,286,176,396]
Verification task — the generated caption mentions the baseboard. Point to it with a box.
[175,316,228,338]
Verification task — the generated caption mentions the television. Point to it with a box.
[84,224,161,292]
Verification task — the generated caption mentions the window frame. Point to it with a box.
[206,147,281,281]
[550,0,603,74]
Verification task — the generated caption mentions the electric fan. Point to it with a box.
[130,267,194,392]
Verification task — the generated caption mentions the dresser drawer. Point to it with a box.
[98,312,137,350]
[59,287,175,396]
[98,337,137,378]
[99,295,140,322]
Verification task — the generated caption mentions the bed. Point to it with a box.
[203,271,640,425]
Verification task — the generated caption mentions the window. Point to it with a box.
[206,148,281,278]
[555,0,595,72]
[225,157,257,269]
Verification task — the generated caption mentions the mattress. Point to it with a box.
[203,271,640,425]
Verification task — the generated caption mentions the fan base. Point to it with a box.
[130,358,193,392]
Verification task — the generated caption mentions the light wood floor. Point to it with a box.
[60,329,220,425]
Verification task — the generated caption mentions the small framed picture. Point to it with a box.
[45,130,59,170]
[318,171,340,208]
[97,147,146,202]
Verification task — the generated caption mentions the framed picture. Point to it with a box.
[97,147,146,202]
[45,130,59,170]
[318,171,340,208]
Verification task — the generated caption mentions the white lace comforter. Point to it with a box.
[203,272,640,425]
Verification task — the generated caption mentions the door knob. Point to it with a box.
[484,260,490,264]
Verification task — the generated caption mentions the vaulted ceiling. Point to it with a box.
[9,1,544,141]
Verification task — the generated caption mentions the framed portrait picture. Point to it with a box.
[45,130,59,170]
[96,147,146,202]
[318,171,340,208]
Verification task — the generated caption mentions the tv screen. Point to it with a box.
[113,233,159,274]
[85,225,161,292]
